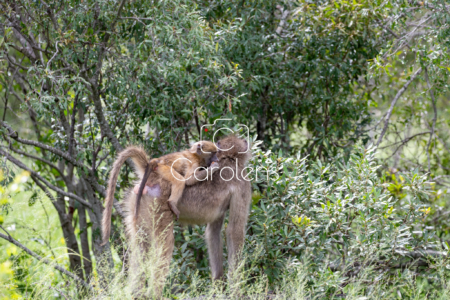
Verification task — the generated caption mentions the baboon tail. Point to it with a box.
[101,146,149,246]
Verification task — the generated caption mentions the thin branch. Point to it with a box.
[30,175,66,216]
[376,18,412,55]
[1,120,81,166]
[424,67,437,173]
[5,143,64,176]
[109,0,127,36]
[403,14,433,41]
[89,0,127,84]
[49,287,71,300]
[68,92,79,156]
[1,120,106,197]
[39,0,60,30]
[46,41,59,69]
[0,229,92,291]
[94,100,130,170]
[120,17,153,20]
[380,131,430,151]
[383,131,431,159]
[87,0,127,154]
[376,67,423,147]
[9,27,37,61]
[5,54,30,71]
[0,149,92,208]
[15,224,57,259]
[90,95,124,152]
[381,6,423,30]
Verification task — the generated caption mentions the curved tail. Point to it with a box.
[101,146,149,245]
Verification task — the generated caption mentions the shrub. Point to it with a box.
[171,141,442,298]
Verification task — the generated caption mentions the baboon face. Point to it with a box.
[190,141,219,166]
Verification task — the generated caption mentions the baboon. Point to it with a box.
[135,140,219,220]
[101,141,218,246]
[122,135,252,295]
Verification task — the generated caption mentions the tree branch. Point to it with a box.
[382,131,431,159]
[90,95,124,153]
[1,120,105,196]
[104,0,127,42]
[30,175,66,217]
[5,143,64,176]
[1,120,81,165]
[424,67,437,173]
[87,0,128,154]
[68,93,79,157]
[376,67,423,147]
[0,149,92,208]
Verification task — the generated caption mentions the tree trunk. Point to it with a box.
[80,177,114,284]
[56,195,84,281]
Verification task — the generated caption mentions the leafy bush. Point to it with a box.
[248,142,434,278]
[169,141,445,298]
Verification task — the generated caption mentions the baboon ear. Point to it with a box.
[196,143,203,155]
[189,142,200,154]
[188,143,196,153]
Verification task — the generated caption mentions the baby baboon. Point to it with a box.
[135,141,219,220]
[122,135,252,293]
[101,141,218,246]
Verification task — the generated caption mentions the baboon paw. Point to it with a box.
[169,203,180,220]
[148,159,159,171]
[209,161,220,174]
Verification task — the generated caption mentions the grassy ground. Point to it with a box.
[2,169,450,299]
[1,169,71,299]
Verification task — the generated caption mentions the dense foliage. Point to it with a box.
[170,142,440,295]
[200,0,381,155]
[1,0,450,298]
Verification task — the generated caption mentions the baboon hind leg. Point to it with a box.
[226,190,251,274]
[128,194,174,299]
[206,214,225,280]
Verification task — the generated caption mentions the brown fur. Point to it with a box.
[101,146,149,246]
[139,141,219,219]
[123,175,174,298]
[123,135,252,296]
[102,142,218,246]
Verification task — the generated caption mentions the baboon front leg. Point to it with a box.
[206,214,225,280]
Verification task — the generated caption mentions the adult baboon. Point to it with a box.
[102,141,219,246]
[121,135,252,296]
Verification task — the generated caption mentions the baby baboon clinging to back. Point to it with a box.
[101,141,218,246]
[134,140,219,220]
